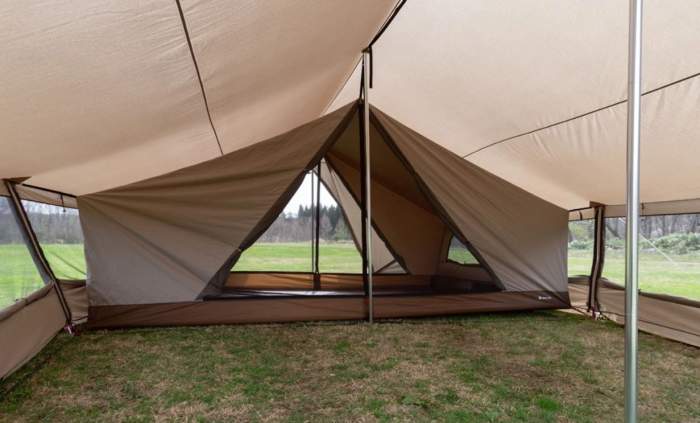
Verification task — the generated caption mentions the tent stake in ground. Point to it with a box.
[625,0,643,421]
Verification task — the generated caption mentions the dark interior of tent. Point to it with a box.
[204,105,502,300]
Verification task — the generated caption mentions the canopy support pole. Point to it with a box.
[362,50,374,323]
[310,169,315,275]
[625,0,643,421]
[313,163,321,290]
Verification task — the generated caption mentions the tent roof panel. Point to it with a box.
[2,1,395,195]
[330,0,700,208]
[183,0,396,155]
[0,0,221,195]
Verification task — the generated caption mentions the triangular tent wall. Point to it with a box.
[79,103,357,305]
[78,101,569,326]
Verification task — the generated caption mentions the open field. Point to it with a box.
[0,244,86,309]
[0,311,698,422]
[3,243,700,308]
[568,249,700,301]
[235,242,362,273]
[0,243,363,308]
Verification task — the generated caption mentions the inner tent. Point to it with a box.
[79,102,568,328]
[221,105,500,298]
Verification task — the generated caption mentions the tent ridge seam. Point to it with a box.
[174,0,224,156]
[463,70,700,159]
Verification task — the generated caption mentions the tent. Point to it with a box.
[78,101,568,327]
[1,6,699,418]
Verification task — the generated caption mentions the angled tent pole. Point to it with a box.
[625,0,643,421]
[3,179,73,331]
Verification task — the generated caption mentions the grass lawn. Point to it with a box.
[0,244,86,309]
[234,242,362,273]
[0,311,698,422]
[568,249,700,301]
[0,242,362,307]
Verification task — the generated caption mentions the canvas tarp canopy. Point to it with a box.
[78,101,568,309]
[1,1,699,215]
[1,0,700,377]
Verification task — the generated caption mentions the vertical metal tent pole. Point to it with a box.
[362,50,374,323]
[310,170,315,274]
[314,163,322,289]
[625,0,643,422]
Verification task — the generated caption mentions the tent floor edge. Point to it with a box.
[85,290,568,329]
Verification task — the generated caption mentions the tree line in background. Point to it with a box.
[569,213,700,254]
[1,200,352,245]
[0,200,83,244]
[258,204,353,243]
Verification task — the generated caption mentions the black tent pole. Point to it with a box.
[587,204,606,316]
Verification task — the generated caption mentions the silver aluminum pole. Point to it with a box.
[625,0,643,421]
[362,50,374,323]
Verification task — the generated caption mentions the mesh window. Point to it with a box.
[317,203,361,273]
[447,236,479,265]
[233,172,362,273]
[22,200,86,280]
[603,215,700,301]
[568,219,594,277]
[0,197,44,309]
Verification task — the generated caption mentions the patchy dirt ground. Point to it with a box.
[1,311,698,422]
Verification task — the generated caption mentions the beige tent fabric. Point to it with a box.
[569,198,700,220]
[1,1,220,195]
[1,1,395,196]
[14,185,78,209]
[0,285,65,380]
[79,104,355,305]
[329,1,700,210]
[326,124,447,276]
[59,281,89,324]
[88,290,567,329]
[469,77,700,209]
[79,104,570,307]
[181,0,395,154]
[568,278,700,347]
[599,286,700,348]
[319,161,402,273]
[605,197,700,218]
[373,108,569,295]
[2,1,699,211]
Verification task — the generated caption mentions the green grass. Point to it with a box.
[569,249,700,301]
[3,242,700,309]
[0,244,86,309]
[0,311,697,422]
[234,242,362,273]
[448,246,480,265]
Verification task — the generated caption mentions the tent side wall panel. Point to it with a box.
[372,107,569,298]
[326,153,445,275]
[78,104,355,306]
[568,278,700,347]
[0,285,65,380]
